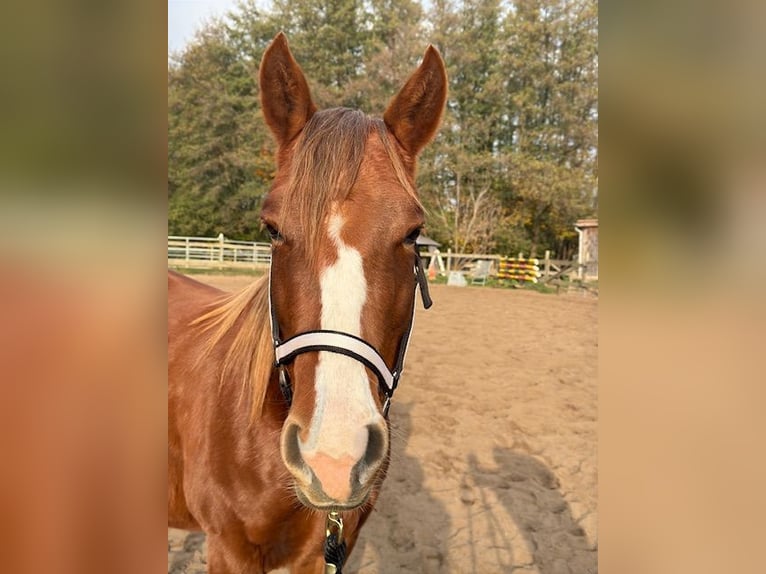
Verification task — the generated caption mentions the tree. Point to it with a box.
[167,0,598,258]
[418,0,508,254]
[499,0,598,256]
[168,22,274,239]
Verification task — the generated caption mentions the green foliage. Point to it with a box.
[168,21,274,240]
[168,0,598,255]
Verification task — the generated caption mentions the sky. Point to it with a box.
[168,0,241,55]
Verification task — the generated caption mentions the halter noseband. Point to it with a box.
[268,252,432,417]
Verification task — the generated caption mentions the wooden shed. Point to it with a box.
[575,219,598,280]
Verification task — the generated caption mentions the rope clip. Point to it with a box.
[325,511,343,541]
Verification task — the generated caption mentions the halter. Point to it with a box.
[268,250,432,417]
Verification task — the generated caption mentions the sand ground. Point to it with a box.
[168,277,597,574]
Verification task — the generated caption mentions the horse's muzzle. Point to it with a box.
[280,420,388,509]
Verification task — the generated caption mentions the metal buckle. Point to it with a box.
[382,396,391,418]
[323,511,344,573]
[325,511,343,541]
[278,367,292,405]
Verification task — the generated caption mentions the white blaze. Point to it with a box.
[300,214,379,461]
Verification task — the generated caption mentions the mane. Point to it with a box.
[190,276,274,422]
[280,107,422,262]
[191,109,422,422]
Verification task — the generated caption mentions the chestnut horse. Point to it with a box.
[168,33,447,573]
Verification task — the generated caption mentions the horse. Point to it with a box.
[168,32,447,573]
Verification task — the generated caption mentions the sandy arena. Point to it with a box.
[169,276,597,574]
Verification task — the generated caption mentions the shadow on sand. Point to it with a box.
[168,529,206,574]
[346,402,452,573]
[463,448,597,574]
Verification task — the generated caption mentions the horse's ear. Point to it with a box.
[259,32,317,147]
[383,45,448,157]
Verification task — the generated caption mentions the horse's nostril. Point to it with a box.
[281,422,304,473]
[364,423,386,468]
[354,422,388,486]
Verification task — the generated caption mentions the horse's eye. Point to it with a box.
[264,223,283,242]
[404,227,422,245]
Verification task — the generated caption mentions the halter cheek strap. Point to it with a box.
[269,252,432,417]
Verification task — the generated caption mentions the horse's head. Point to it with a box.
[258,33,446,510]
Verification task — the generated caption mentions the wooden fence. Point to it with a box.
[168,234,271,270]
[167,235,589,283]
[427,249,586,284]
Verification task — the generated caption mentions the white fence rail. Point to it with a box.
[168,234,271,269]
[167,235,594,283]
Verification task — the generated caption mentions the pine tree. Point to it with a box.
[419,0,507,254]
[500,0,598,256]
[168,21,274,239]
[166,0,598,256]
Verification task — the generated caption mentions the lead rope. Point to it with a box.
[324,512,346,574]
